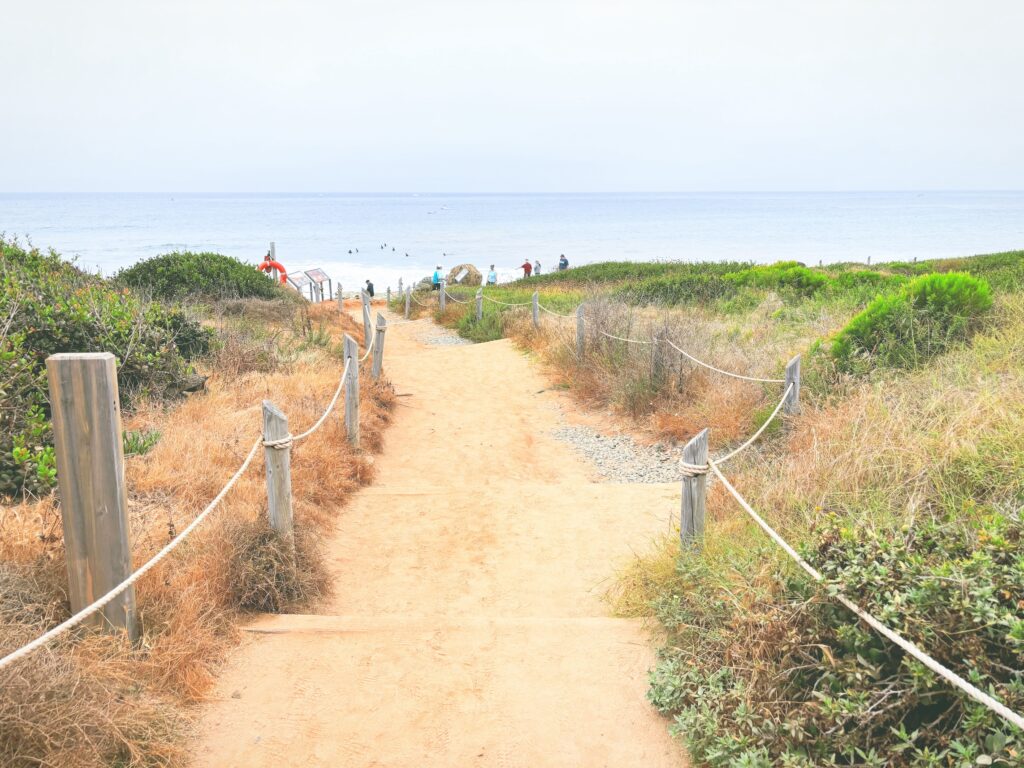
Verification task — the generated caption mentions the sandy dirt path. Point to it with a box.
[193,311,686,767]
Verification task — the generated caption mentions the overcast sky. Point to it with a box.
[4,0,1023,192]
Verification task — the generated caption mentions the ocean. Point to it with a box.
[2,192,1023,293]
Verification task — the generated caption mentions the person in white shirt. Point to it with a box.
[533,259,542,276]
[487,265,498,285]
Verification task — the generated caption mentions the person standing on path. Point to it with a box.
[487,265,498,285]
[520,260,533,278]
[558,254,569,271]
[533,259,542,276]
[432,265,444,291]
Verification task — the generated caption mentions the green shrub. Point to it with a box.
[116,251,288,301]
[0,240,205,497]
[650,511,1024,766]
[726,262,829,296]
[830,272,992,372]
[455,307,506,342]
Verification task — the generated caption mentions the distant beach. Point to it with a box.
[2,191,1022,292]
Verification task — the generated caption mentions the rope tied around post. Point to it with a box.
[262,434,294,450]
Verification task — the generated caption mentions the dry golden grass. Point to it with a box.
[0,299,396,768]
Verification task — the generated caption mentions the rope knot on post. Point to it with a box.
[262,434,294,450]
[678,459,709,478]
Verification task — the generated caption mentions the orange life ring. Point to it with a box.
[258,259,288,284]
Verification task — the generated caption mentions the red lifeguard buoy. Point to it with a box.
[258,259,288,284]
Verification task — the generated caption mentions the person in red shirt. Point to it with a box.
[520,260,533,278]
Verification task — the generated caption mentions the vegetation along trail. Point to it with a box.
[194,306,686,767]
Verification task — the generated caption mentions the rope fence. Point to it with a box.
[0,305,404,672]
[8,292,1020,734]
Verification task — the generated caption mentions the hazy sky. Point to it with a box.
[4,1,1023,192]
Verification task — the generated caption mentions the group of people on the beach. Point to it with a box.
[519,254,569,279]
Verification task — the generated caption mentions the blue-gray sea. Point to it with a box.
[2,192,1022,291]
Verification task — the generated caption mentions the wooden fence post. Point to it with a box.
[45,353,138,640]
[405,287,411,319]
[475,288,483,321]
[361,292,372,348]
[532,291,539,328]
[440,283,446,312]
[270,241,278,282]
[372,313,386,380]
[680,428,709,544]
[576,304,585,359]
[784,354,801,415]
[398,277,404,294]
[386,286,391,304]
[262,400,294,540]
[337,285,344,313]
[343,334,360,448]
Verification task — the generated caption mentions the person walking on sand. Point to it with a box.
[432,265,444,291]
[533,259,542,276]
[520,259,532,278]
[558,254,569,271]
[487,265,498,286]
[365,279,375,298]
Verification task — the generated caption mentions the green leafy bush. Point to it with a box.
[116,251,288,301]
[0,240,206,497]
[651,511,1024,766]
[830,273,992,372]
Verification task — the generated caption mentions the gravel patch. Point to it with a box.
[416,324,472,346]
[551,425,683,483]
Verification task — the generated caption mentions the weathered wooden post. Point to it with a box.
[404,287,411,319]
[784,354,801,415]
[576,304,585,359]
[475,288,483,321]
[532,291,539,328]
[343,334,360,448]
[270,241,279,282]
[261,400,294,541]
[680,428,709,544]
[398,277,404,294]
[45,353,138,640]
[337,285,344,313]
[372,313,387,380]
[386,286,391,304]
[361,291,372,348]
[440,283,446,312]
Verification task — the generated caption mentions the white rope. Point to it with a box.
[443,290,470,304]
[708,459,1024,732]
[387,317,429,326]
[658,338,785,384]
[598,329,653,345]
[482,295,531,307]
[359,330,375,362]
[0,437,263,672]
[678,383,793,476]
[262,357,354,450]
[538,303,574,318]
[410,292,437,307]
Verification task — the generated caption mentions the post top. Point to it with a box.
[46,352,116,362]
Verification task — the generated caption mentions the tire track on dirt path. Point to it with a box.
[192,307,687,767]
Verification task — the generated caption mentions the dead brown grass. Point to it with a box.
[0,298,395,768]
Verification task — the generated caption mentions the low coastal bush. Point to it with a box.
[0,240,208,497]
[725,261,829,296]
[830,272,992,373]
[116,251,288,301]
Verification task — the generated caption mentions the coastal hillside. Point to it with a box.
[413,251,1024,765]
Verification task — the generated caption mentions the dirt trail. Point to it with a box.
[193,311,686,767]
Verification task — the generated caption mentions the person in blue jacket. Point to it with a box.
[432,265,444,291]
